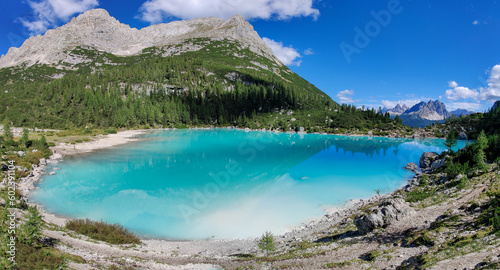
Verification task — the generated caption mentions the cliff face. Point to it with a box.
[0,9,280,69]
[403,100,452,121]
[386,104,409,116]
[399,100,453,127]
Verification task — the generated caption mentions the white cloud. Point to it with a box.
[479,64,500,101]
[19,0,99,35]
[446,102,482,112]
[262,38,302,66]
[473,20,480,25]
[336,90,355,104]
[381,99,421,109]
[448,81,458,88]
[304,48,314,56]
[138,0,319,23]
[445,81,479,101]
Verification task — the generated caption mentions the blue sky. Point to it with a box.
[1,0,499,112]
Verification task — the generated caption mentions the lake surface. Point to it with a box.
[30,129,466,239]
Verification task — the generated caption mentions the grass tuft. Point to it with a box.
[66,219,141,245]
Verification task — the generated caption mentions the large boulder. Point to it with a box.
[404,162,419,173]
[431,158,446,171]
[354,199,414,235]
[354,211,384,235]
[419,152,439,170]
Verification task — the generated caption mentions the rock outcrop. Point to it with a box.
[404,162,419,173]
[399,100,453,127]
[402,100,452,121]
[458,132,468,140]
[383,104,409,116]
[419,152,439,170]
[0,9,280,69]
[353,199,415,235]
[430,158,446,171]
[419,152,447,173]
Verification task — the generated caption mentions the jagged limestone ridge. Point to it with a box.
[0,9,281,69]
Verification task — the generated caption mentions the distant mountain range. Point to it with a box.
[450,109,475,117]
[381,104,409,116]
[382,100,475,127]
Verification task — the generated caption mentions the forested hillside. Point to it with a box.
[0,38,402,133]
[430,100,500,140]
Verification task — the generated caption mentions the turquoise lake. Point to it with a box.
[30,129,466,240]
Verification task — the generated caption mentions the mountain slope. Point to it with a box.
[0,9,405,133]
[0,9,343,130]
[438,100,500,139]
[0,9,278,69]
[399,100,452,127]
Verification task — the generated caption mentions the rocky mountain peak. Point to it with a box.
[384,104,409,116]
[75,8,110,18]
[403,100,451,121]
[492,100,499,112]
[0,9,279,69]
[68,8,124,29]
[394,104,409,112]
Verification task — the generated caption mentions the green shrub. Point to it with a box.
[21,150,47,167]
[456,176,468,190]
[445,162,468,179]
[473,149,488,172]
[16,244,66,270]
[493,207,500,232]
[65,219,141,245]
[104,129,117,134]
[413,232,435,247]
[108,265,136,270]
[420,175,429,187]
[363,250,381,261]
[258,231,276,255]
[406,189,435,203]
[18,206,42,245]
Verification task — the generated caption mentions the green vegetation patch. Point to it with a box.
[405,188,436,203]
[66,219,141,245]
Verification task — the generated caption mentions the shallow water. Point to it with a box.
[30,129,466,239]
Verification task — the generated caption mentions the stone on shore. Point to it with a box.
[404,162,419,173]
[353,199,415,235]
[431,158,446,171]
[419,152,439,170]
[50,153,63,159]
